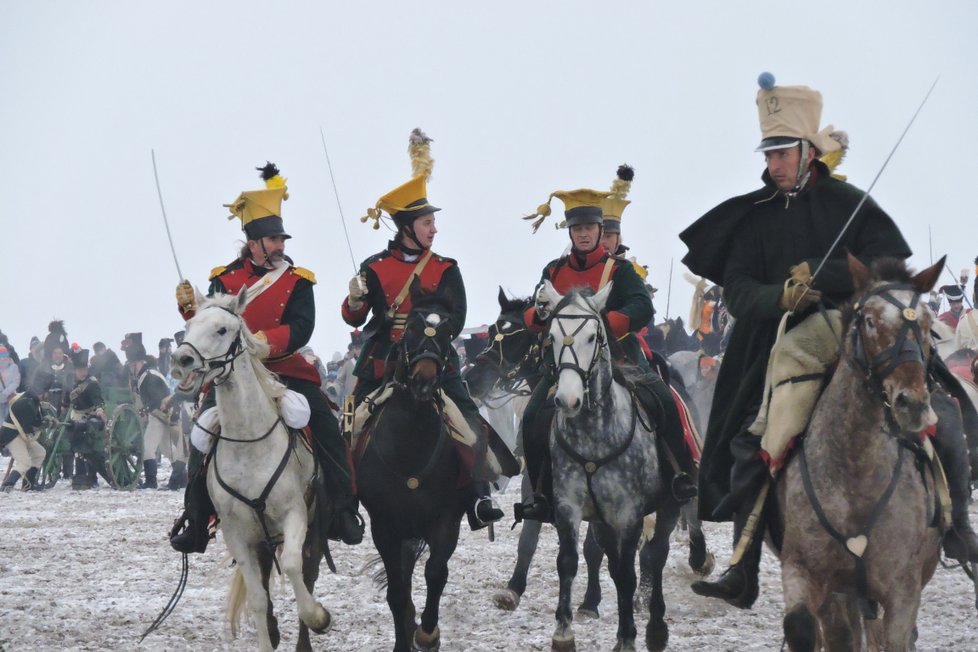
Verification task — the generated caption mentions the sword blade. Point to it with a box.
[151,149,184,281]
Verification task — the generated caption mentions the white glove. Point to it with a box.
[534,286,552,320]
[348,275,367,308]
[279,389,311,429]
[190,407,220,454]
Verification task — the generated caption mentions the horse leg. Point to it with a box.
[257,544,282,651]
[682,501,714,576]
[577,522,604,618]
[643,503,680,652]
[373,525,413,652]
[816,592,862,652]
[493,473,541,611]
[781,561,825,652]
[881,582,923,651]
[552,511,581,652]
[278,511,330,643]
[598,521,641,652]
[415,519,461,651]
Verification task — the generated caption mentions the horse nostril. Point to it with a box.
[893,391,910,409]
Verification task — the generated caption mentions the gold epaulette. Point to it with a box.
[631,260,648,280]
[293,266,317,284]
[208,265,227,280]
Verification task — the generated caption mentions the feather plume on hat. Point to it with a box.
[819,131,849,179]
[609,164,634,200]
[408,128,434,181]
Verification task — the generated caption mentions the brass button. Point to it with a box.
[494,333,504,342]
[563,335,575,346]
[903,308,917,321]
[406,477,419,490]
[585,462,597,473]
[424,327,436,337]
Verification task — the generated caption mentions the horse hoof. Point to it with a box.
[492,588,521,611]
[576,605,599,619]
[551,634,576,652]
[692,551,715,577]
[612,641,637,652]
[308,604,332,635]
[646,620,669,652]
[413,625,440,651]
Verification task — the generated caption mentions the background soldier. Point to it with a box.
[1,370,54,491]
[64,348,110,489]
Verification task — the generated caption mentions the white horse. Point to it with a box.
[171,291,330,652]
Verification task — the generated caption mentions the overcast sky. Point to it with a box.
[3,1,976,361]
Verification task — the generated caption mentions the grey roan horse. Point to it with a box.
[539,281,680,652]
[779,255,945,651]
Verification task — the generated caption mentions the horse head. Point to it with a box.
[396,277,456,404]
[846,253,944,434]
[540,280,613,417]
[170,290,269,395]
[463,286,536,400]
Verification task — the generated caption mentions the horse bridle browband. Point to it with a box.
[847,282,928,407]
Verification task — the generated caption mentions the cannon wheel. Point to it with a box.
[36,402,68,488]
[105,404,143,490]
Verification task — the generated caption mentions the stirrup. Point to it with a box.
[328,509,365,545]
[671,473,698,502]
[474,497,504,525]
[513,495,553,524]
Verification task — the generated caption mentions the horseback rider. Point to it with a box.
[681,73,978,609]
[343,128,504,529]
[64,348,109,489]
[515,181,698,523]
[1,369,54,491]
[169,163,364,553]
[938,283,970,329]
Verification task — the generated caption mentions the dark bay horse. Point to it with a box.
[355,280,471,652]
[465,288,713,621]
[779,255,945,651]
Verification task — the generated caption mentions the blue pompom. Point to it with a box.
[757,71,776,91]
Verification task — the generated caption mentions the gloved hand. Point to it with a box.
[789,261,812,287]
[175,280,196,312]
[779,280,822,313]
[534,286,553,321]
[348,275,367,309]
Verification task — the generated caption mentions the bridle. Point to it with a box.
[549,293,608,409]
[474,314,540,397]
[397,310,453,388]
[179,305,247,388]
[846,282,929,413]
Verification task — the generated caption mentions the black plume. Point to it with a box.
[48,320,66,335]
[256,161,280,181]
[616,164,634,182]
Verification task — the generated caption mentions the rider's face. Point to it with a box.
[570,223,601,253]
[600,231,620,253]
[764,144,815,191]
[406,213,437,249]
[248,236,287,267]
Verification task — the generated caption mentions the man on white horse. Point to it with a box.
[516,184,698,523]
[681,73,978,609]
[169,163,363,553]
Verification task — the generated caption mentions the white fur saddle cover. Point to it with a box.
[749,309,843,474]
[190,389,310,454]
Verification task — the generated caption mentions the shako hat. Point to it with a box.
[754,72,847,156]
[71,348,90,369]
[362,128,440,230]
[30,369,55,395]
[122,332,146,362]
[523,188,609,233]
[601,164,634,234]
[225,162,291,240]
[941,284,965,301]
[44,320,68,360]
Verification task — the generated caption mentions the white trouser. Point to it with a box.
[142,414,188,463]
[7,435,46,474]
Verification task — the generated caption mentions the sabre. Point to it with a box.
[810,76,940,284]
[319,127,359,274]
[665,258,674,319]
[151,149,184,281]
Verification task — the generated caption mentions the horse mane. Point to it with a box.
[198,294,287,400]
[411,288,455,317]
[501,294,532,315]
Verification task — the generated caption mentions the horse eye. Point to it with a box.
[864,316,875,330]
[588,334,596,343]
[217,327,227,336]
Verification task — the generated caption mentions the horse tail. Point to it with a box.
[226,565,247,638]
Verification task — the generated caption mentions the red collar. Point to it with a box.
[567,246,608,271]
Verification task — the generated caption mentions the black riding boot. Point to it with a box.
[61,453,74,480]
[931,427,978,562]
[514,388,555,523]
[166,460,188,491]
[636,378,697,502]
[23,467,41,491]
[2,470,21,492]
[170,450,214,554]
[467,481,504,530]
[691,502,764,609]
[140,459,158,489]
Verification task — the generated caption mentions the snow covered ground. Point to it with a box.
[1,456,976,652]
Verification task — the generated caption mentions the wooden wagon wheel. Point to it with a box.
[105,403,144,490]
[36,402,68,489]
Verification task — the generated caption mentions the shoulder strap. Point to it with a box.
[386,250,434,320]
[6,393,30,438]
[598,258,616,290]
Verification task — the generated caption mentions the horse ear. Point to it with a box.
[235,289,248,315]
[498,286,508,310]
[847,251,872,292]
[539,280,562,307]
[912,255,946,294]
[194,287,206,307]
[591,280,613,311]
